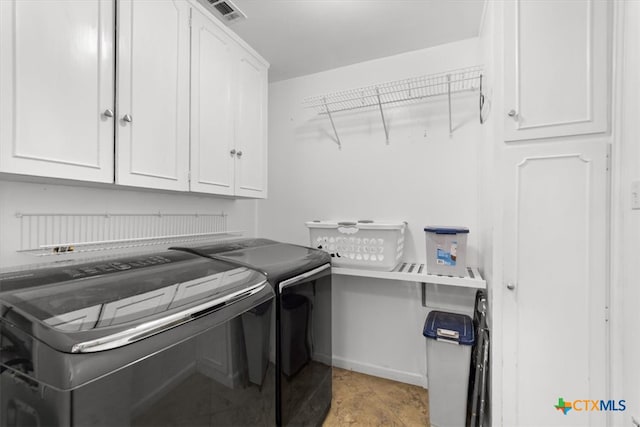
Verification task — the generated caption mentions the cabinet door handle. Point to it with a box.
[122,114,133,123]
[236,150,243,158]
[230,149,236,156]
[103,109,114,118]
[506,282,516,291]
[507,110,518,119]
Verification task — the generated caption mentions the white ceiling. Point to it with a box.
[228,0,486,82]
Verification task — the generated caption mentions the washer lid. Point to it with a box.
[176,240,331,285]
[0,251,267,353]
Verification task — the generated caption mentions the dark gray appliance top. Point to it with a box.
[172,238,331,285]
[0,251,268,353]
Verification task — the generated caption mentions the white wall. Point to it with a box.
[258,38,483,386]
[612,1,640,424]
[477,0,496,310]
[478,1,501,425]
[0,178,258,269]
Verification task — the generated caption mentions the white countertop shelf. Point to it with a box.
[332,262,486,289]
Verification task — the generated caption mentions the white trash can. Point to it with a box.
[423,310,475,427]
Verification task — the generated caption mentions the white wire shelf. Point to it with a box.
[17,231,244,257]
[303,66,485,146]
[333,262,486,290]
[16,212,238,257]
[305,66,483,114]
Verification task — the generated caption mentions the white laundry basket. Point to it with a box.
[305,220,406,271]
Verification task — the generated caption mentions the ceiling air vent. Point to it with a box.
[204,0,247,24]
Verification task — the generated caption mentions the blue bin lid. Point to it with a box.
[424,226,469,234]
[422,311,474,345]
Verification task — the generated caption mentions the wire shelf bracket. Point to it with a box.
[447,74,453,135]
[303,66,485,144]
[323,97,342,149]
[375,87,390,144]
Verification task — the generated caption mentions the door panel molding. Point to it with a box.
[503,142,608,426]
[189,7,235,195]
[116,0,189,191]
[514,1,594,130]
[505,0,609,141]
[0,0,115,182]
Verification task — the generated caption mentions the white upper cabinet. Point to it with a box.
[1,0,267,198]
[190,8,235,195]
[0,0,115,182]
[234,49,268,198]
[504,0,609,141]
[190,5,268,198]
[116,0,190,191]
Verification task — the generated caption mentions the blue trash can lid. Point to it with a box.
[424,226,469,234]
[422,310,474,345]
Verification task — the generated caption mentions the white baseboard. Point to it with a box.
[132,361,196,416]
[197,356,241,389]
[313,352,333,365]
[332,356,427,388]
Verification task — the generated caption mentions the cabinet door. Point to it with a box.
[501,141,608,426]
[504,0,609,141]
[234,50,268,198]
[117,0,190,191]
[189,9,235,195]
[0,0,114,182]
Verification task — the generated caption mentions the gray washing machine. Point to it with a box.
[173,239,332,427]
[0,251,275,426]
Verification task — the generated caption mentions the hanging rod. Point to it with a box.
[303,66,484,143]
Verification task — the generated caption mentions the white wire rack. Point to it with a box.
[303,66,485,146]
[16,212,241,257]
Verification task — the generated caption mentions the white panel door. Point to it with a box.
[502,141,608,426]
[0,0,114,182]
[504,0,609,141]
[190,9,235,195]
[234,50,267,198]
[117,0,190,191]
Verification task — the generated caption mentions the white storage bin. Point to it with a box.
[424,226,469,277]
[305,220,406,271]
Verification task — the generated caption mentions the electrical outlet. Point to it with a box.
[632,181,640,210]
